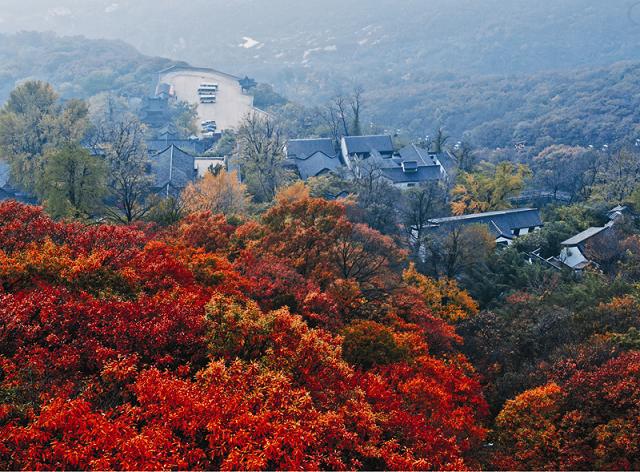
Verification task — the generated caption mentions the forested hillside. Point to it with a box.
[1,1,640,469]
[2,0,639,83]
[1,59,640,468]
[0,32,179,102]
[1,30,639,150]
[370,61,640,149]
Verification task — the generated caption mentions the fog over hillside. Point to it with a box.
[1,0,639,100]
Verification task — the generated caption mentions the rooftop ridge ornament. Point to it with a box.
[239,76,257,92]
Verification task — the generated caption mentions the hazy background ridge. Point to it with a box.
[1,0,639,99]
[1,0,639,149]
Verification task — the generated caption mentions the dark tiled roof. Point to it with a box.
[397,144,437,166]
[561,226,608,246]
[147,137,215,156]
[295,155,342,180]
[436,151,458,174]
[429,208,543,237]
[141,96,169,113]
[366,144,444,184]
[286,138,342,179]
[287,138,336,160]
[343,135,394,154]
[156,123,180,140]
[0,187,14,201]
[402,161,419,171]
[140,96,171,128]
[380,166,442,184]
[156,82,172,96]
[150,145,195,191]
[0,188,36,204]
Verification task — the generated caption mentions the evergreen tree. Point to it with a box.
[0,81,88,193]
[38,144,106,219]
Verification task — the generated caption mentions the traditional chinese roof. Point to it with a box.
[343,135,394,155]
[429,208,543,237]
[286,138,342,179]
[287,138,336,160]
[379,165,442,184]
[561,226,608,246]
[150,145,195,192]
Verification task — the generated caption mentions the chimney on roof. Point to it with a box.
[402,161,418,173]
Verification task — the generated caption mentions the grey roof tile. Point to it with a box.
[287,138,336,160]
[561,226,608,246]
[343,135,394,154]
[380,166,442,183]
[151,145,195,190]
[286,138,343,179]
[397,144,436,166]
[429,208,543,236]
[295,155,343,179]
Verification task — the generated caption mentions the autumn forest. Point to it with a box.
[1,4,640,469]
[2,179,640,469]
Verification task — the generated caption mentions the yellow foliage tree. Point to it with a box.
[274,181,310,205]
[493,383,563,470]
[451,162,531,215]
[403,263,478,322]
[182,170,249,216]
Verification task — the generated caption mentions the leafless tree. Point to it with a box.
[532,145,600,202]
[349,86,364,136]
[347,155,401,235]
[321,103,342,143]
[233,112,290,202]
[400,181,448,257]
[422,224,495,278]
[321,86,366,140]
[584,226,627,275]
[451,141,475,172]
[333,95,351,137]
[594,148,640,203]
[432,128,450,154]
[92,115,154,223]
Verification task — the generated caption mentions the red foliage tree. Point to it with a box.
[0,200,488,470]
[494,351,640,470]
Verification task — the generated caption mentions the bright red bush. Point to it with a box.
[494,351,640,470]
[0,200,487,470]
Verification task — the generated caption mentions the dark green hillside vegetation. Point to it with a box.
[1,31,640,152]
[0,31,181,102]
[2,0,639,85]
[369,62,640,150]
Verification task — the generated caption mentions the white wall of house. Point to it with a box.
[559,246,588,269]
[194,158,225,178]
[340,138,353,169]
[514,226,542,236]
[393,181,419,189]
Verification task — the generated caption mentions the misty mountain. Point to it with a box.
[0,31,180,102]
[1,0,639,101]
[372,61,640,150]
[0,29,638,151]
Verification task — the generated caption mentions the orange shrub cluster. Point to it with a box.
[0,198,487,470]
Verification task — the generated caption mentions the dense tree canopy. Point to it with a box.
[0,198,488,470]
[1,28,640,472]
[0,81,89,193]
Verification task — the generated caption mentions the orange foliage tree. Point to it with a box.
[0,199,487,470]
[181,169,249,217]
[494,351,640,470]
